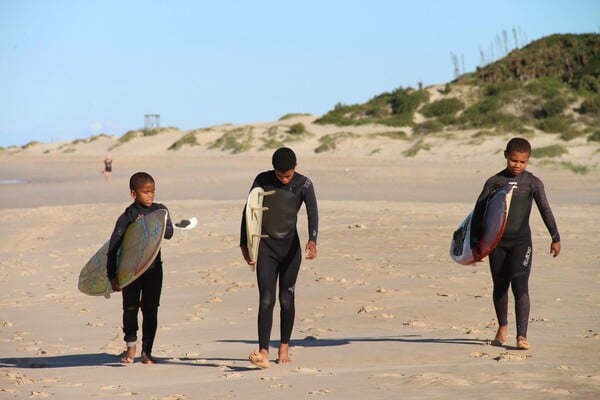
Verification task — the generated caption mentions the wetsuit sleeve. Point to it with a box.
[106,212,132,280]
[532,178,560,243]
[303,178,319,243]
[157,204,174,240]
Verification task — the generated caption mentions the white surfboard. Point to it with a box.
[245,187,275,269]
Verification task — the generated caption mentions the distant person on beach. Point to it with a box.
[471,138,561,350]
[102,154,113,183]
[240,147,319,368]
[107,172,174,364]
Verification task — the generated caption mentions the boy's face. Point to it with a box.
[274,168,295,185]
[130,181,155,207]
[504,150,530,176]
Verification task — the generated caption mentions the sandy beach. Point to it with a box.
[1,117,599,399]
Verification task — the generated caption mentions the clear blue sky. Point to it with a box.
[1,0,598,147]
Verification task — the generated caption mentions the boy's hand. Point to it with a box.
[550,242,561,257]
[305,241,317,260]
[110,278,121,292]
[241,246,256,266]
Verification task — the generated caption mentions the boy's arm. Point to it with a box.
[162,206,174,240]
[303,178,319,259]
[532,178,561,254]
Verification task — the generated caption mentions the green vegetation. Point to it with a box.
[539,160,589,174]
[208,126,254,153]
[371,130,408,140]
[561,162,589,174]
[420,98,464,118]
[119,130,140,143]
[559,129,586,141]
[579,95,600,115]
[258,124,314,151]
[22,141,41,149]
[316,86,429,127]
[473,34,600,92]
[403,139,430,157]
[588,130,600,142]
[168,133,199,150]
[532,144,568,158]
[288,123,306,135]
[413,120,444,134]
[314,132,359,153]
[539,97,569,118]
[535,115,573,134]
[278,113,312,120]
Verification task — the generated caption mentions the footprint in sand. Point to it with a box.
[376,287,398,294]
[29,392,50,398]
[369,372,406,379]
[540,387,571,395]
[493,352,532,362]
[100,385,120,391]
[271,383,292,389]
[292,367,321,374]
[582,329,599,339]
[403,320,427,327]
[220,372,243,379]
[225,281,254,292]
[357,305,383,314]
[308,388,331,395]
[206,292,223,303]
[260,376,281,381]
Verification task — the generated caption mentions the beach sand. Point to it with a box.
[1,119,599,399]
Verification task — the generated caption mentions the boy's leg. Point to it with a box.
[140,265,163,362]
[256,252,278,353]
[488,246,510,344]
[249,241,279,368]
[121,281,142,362]
[509,242,533,346]
[277,240,301,363]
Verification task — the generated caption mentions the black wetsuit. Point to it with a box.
[472,169,560,338]
[240,170,318,351]
[107,202,174,355]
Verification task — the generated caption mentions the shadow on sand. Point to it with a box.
[0,353,251,370]
[219,334,490,348]
[0,335,490,369]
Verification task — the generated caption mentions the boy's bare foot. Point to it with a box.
[141,352,155,364]
[249,349,270,369]
[516,336,531,350]
[120,345,136,363]
[276,343,292,364]
[491,325,508,346]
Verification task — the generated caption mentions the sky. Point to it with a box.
[1,0,598,147]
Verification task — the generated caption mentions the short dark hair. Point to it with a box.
[272,147,297,172]
[505,137,531,155]
[129,172,155,190]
